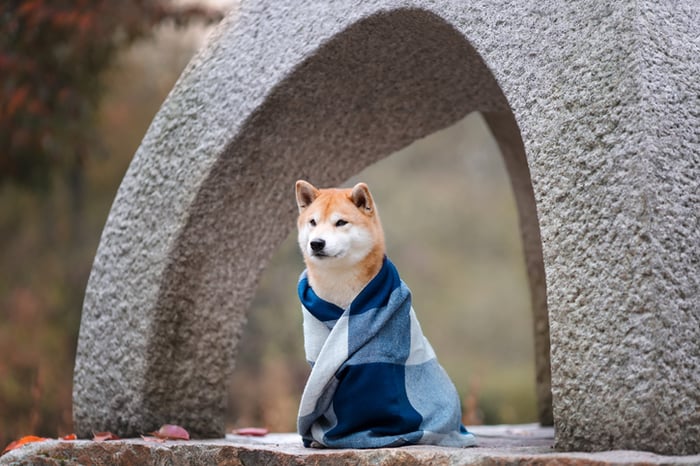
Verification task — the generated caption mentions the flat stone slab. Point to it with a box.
[3,425,700,465]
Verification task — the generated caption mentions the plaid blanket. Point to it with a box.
[297,256,476,449]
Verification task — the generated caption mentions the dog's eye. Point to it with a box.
[309,219,316,227]
[335,219,348,227]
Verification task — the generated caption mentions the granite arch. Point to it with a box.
[74,1,699,455]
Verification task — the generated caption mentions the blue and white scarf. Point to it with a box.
[297,256,476,449]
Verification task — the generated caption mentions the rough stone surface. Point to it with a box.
[73,0,699,456]
[4,426,700,466]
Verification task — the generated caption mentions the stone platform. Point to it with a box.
[3,425,699,465]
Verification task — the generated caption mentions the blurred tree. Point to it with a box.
[0,0,224,447]
[0,0,221,195]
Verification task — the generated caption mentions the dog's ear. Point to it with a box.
[296,180,319,212]
[351,182,374,214]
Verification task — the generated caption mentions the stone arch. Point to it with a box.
[74,7,549,438]
[74,1,700,456]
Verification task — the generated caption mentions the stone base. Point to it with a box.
[3,425,699,465]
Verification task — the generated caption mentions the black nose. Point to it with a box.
[310,239,325,252]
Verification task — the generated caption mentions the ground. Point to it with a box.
[3,424,699,465]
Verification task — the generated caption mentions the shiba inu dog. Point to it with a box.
[295,180,385,310]
[294,180,476,449]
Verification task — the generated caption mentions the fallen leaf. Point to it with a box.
[232,427,269,437]
[92,432,120,442]
[141,435,165,443]
[60,434,77,441]
[150,424,190,440]
[2,436,50,454]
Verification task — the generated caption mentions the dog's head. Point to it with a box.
[295,180,385,269]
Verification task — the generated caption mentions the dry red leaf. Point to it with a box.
[60,434,77,441]
[232,427,269,437]
[92,432,120,442]
[2,435,50,454]
[150,424,190,441]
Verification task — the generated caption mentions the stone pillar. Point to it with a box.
[533,2,700,454]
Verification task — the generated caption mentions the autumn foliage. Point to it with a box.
[0,0,222,450]
[0,0,221,189]
[2,425,193,456]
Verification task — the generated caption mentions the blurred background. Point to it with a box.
[1,0,535,447]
